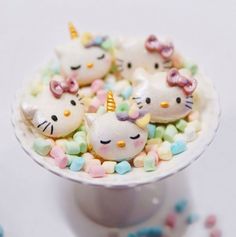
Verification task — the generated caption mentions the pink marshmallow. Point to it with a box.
[187,111,199,121]
[96,89,107,104]
[88,97,101,112]
[148,150,159,163]
[205,215,217,229]
[84,159,101,172]
[88,165,106,178]
[91,79,104,93]
[50,146,65,159]
[54,156,68,169]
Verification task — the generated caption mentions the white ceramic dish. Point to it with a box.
[12,61,221,189]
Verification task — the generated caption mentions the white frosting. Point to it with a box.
[56,40,112,86]
[115,38,172,80]
[21,86,84,138]
[132,68,194,123]
[86,112,148,161]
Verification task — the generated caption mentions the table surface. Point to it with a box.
[0,0,235,236]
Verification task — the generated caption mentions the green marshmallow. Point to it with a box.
[155,126,165,139]
[144,156,156,172]
[65,141,80,155]
[163,124,178,143]
[73,131,86,141]
[33,138,52,156]
[175,119,188,132]
[116,102,129,113]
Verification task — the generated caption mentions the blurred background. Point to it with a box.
[0,0,235,236]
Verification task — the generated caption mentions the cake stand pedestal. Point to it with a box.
[74,181,165,227]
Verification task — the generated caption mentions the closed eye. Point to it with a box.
[130,134,140,140]
[97,54,105,60]
[100,140,111,144]
[70,65,81,70]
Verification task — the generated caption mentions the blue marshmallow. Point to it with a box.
[147,124,156,139]
[171,140,187,155]
[69,157,85,171]
[121,86,132,100]
[115,161,131,175]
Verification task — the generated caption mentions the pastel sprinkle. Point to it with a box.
[33,138,52,156]
[171,140,187,155]
[205,215,217,229]
[210,229,222,237]
[186,213,199,225]
[147,124,156,139]
[0,225,4,237]
[69,157,85,171]
[115,161,131,175]
[136,226,163,237]
[165,212,177,229]
[175,199,188,213]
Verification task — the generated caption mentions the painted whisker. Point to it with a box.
[50,124,54,135]
[186,101,193,104]
[43,122,51,132]
[185,104,192,109]
[37,120,47,128]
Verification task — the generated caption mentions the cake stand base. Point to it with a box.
[74,181,165,227]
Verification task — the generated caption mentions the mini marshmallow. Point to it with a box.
[84,159,101,172]
[96,89,107,104]
[175,119,188,132]
[158,142,172,161]
[102,161,117,174]
[91,79,104,93]
[96,105,106,115]
[78,87,93,97]
[73,131,86,141]
[174,133,186,142]
[88,97,101,112]
[133,152,146,168]
[65,141,81,155]
[184,124,197,142]
[54,156,68,169]
[171,140,187,155]
[144,155,156,172]
[148,150,159,163]
[145,144,158,153]
[50,145,65,159]
[147,124,156,139]
[88,164,106,178]
[55,139,67,151]
[189,120,201,132]
[69,157,85,171]
[155,126,165,139]
[82,152,95,161]
[147,138,162,146]
[114,80,130,94]
[121,85,132,99]
[187,111,199,122]
[33,138,52,156]
[115,161,132,175]
[163,125,178,143]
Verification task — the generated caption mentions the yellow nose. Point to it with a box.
[160,101,169,108]
[117,140,126,148]
[64,110,71,117]
[87,63,94,69]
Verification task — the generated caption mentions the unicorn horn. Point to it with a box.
[106,91,116,112]
[68,22,79,40]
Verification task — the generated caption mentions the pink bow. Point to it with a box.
[49,77,79,99]
[145,35,174,59]
[167,68,197,95]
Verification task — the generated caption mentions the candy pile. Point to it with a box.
[127,200,222,237]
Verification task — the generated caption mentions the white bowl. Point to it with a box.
[12,64,221,189]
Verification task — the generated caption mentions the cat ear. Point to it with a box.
[84,113,97,127]
[132,68,148,87]
[21,101,37,120]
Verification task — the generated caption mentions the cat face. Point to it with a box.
[85,112,148,161]
[56,40,112,86]
[115,37,173,80]
[21,86,84,138]
[132,69,197,123]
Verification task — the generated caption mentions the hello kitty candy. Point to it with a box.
[85,91,150,161]
[132,68,197,123]
[21,77,84,138]
[115,35,175,80]
[55,23,112,86]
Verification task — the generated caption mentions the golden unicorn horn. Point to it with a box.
[68,22,79,39]
[106,91,116,112]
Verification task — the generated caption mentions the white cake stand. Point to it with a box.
[12,70,220,228]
